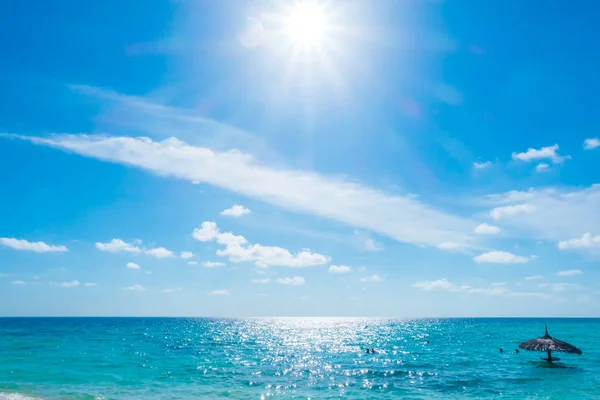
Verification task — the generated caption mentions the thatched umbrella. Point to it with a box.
[519,325,582,363]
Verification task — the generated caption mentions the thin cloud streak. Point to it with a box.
[4,133,477,248]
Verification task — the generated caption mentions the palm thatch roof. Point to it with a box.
[519,325,582,355]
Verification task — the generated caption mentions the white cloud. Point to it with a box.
[362,238,383,251]
[252,278,271,284]
[180,251,193,259]
[59,280,80,288]
[412,278,455,291]
[221,205,251,217]
[538,282,581,292]
[193,221,328,268]
[12,280,26,285]
[207,289,230,295]
[193,221,219,242]
[473,251,529,264]
[474,161,492,169]
[276,277,305,285]
[203,261,226,268]
[583,138,600,150]
[354,231,383,252]
[558,233,600,250]
[124,284,146,291]
[413,278,547,298]
[473,223,501,235]
[436,242,469,252]
[490,204,535,220]
[0,238,68,253]
[556,269,582,277]
[10,134,477,248]
[95,239,140,253]
[84,282,97,287]
[524,275,543,281]
[511,144,570,164]
[535,163,550,172]
[127,262,141,270]
[329,265,351,274]
[482,189,536,205]
[145,247,175,258]
[163,287,182,293]
[480,186,600,244]
[360,275,382,283]
[187,261,198,265]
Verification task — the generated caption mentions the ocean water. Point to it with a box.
[0,318,599,399]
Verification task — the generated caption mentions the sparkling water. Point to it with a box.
[0,318,598,399]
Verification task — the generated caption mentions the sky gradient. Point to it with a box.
[1,0,600,317]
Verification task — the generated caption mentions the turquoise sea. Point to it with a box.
[0,318,599,399]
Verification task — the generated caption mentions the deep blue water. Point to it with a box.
[0,318,598,399]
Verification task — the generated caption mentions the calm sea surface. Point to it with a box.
[0,318,599,399]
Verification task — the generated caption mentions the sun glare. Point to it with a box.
[283,2,328,47]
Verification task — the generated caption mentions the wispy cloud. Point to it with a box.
[276,277,305,285]
[59,280,80,288]
[412,278,455,291]
[145,247,175,258]
[360,275,382,283]
[436,241,473,252]
[95,239,140,253]
[126,262,141,270]
[0,238,68,253]
[12,280,26,285]
[413,278,548,298]
[180,251,193,259]
[207,289,230,296]
[353,231,383,252]
[124,284,146,291]
[473,223,501,235]
[473,161,492,169]
[163,287,182,293]
[252,278,271,284]
[479,185,600,243]
[490,204,535,220]
[193,221,328,268]
[512,144,570,164]
[187,261,198,265]
[473,251,529,264]
[558,233,600,250]
[4,133,476,248]
[524,275,543,281]
[203,261,226,268]
[84,282,97,287]
[220,205,251,217]
[538,282,581,292]
[329,265,351,274]
[535,163,550,173]
[583,138,600,150]
[556,269,582,277]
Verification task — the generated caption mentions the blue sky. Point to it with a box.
[1,0,600,317]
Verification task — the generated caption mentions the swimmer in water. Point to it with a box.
[499,348,504,354]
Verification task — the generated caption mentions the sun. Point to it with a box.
[283,2,328,48]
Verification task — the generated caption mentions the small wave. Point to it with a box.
[0,393,40,400]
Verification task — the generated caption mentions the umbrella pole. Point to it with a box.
[547,350,553,363]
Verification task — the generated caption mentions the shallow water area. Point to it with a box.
[0,318,598,399]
